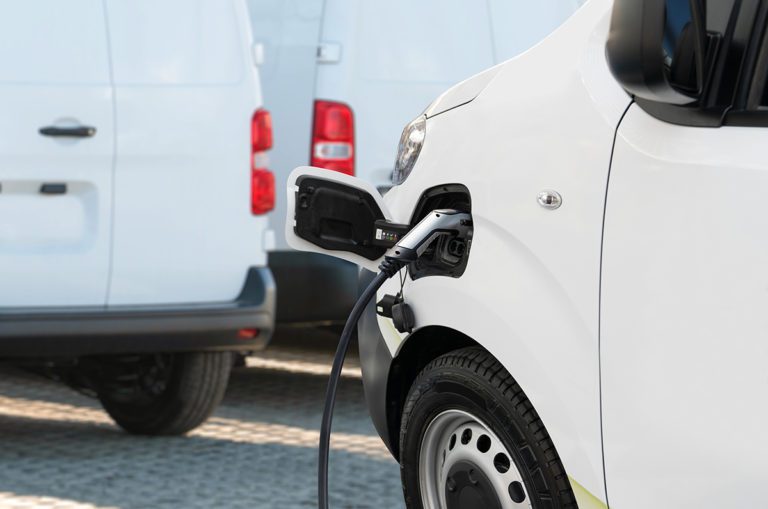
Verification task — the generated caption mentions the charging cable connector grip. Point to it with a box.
[371,219,410,248]
[386,209,472,264]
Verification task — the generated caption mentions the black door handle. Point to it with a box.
[39,126,96,138]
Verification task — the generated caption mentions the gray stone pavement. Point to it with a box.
[0,329,406,508]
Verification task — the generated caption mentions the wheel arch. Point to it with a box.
[385,325,483,460]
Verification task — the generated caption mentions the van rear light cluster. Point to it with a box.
[311,100,355,175]
[251,109,275,215]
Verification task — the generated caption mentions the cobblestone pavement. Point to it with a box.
[0,330,406,509]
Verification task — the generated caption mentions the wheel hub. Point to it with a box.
[445,460,502,509]
[419,409,532,508]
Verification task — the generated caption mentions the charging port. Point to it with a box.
[447,238,467,258]
[408,184,472,280]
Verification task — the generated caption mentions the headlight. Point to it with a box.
[392,114,426,185]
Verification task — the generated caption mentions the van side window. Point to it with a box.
[714,0,768,125]
[663,0,702,94]
[0,0,110,84]
[746,38,768,108]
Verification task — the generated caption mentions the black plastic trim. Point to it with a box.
[0,267,275,357]
[39,126,96,138]
[356,268,397,456]
[40,183,67,195]
[745,2,768,108]
[723,108,768,125]
[610,0,768,127]
[634,98,728,127]
[268,251,358,324]
[294,176,387,261]
[606,0,705,105]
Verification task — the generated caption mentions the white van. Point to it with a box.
[247,0,583,323]
[0,0,275,435]
[288,0,768,507]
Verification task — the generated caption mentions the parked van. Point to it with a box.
[0,0,275,435]
[247,0,583,323]
[288,0,768,506]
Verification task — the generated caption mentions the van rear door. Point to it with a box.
[105,0,266,306]
[0,0,114,307]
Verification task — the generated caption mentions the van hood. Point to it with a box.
[424,63,504,118]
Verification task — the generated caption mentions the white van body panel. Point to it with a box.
[0,0,269,311]
[602,106,768,507]
[0,0,274,361]
[285,0,624,503]
[0,0,114,307]
[106,0,266,305]
[424,64,506,118]
[379,1,624,503]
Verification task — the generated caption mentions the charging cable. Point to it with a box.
[317,209,472,509]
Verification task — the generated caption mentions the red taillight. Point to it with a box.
[311,100,354,175]
[252,109,273,152]
[237,328,259,340]
[251,168,275,215]
[251,109,274,215]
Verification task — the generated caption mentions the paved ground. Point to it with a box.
[0,329,406,508]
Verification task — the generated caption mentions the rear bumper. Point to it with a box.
[269,251,358,324]
[0,267,276,357]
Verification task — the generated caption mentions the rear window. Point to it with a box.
[0,0,110,84]
[105,0,245,85]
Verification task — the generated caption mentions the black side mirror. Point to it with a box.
[607,0,706,105]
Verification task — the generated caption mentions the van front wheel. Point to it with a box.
[95,351,232,436]
[399,347,577,509]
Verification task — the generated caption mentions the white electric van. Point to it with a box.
[0,0,275,435]
[288,0,768,507]
[247,0,584,324]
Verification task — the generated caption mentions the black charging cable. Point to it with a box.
[317,258,403,509]
[316,209,472,509]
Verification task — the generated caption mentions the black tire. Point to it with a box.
[400,346,577,508]
[97,351,233,436]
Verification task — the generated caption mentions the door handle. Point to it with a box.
[39,126,96,138]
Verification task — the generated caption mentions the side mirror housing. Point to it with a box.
[607,0,706,105]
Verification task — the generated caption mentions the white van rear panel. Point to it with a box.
[106,0,267,305]
[0,0,114,307]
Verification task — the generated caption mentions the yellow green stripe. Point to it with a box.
[569,477,607,509]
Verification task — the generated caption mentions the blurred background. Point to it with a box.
[0,0,581,507]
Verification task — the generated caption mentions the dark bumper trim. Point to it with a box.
[0,267,276,357]
[357,268,397,457]
[269,251,358,324]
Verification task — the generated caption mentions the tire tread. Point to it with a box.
[399,346,578,509]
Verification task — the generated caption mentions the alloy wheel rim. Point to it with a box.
[418,409,533,509]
